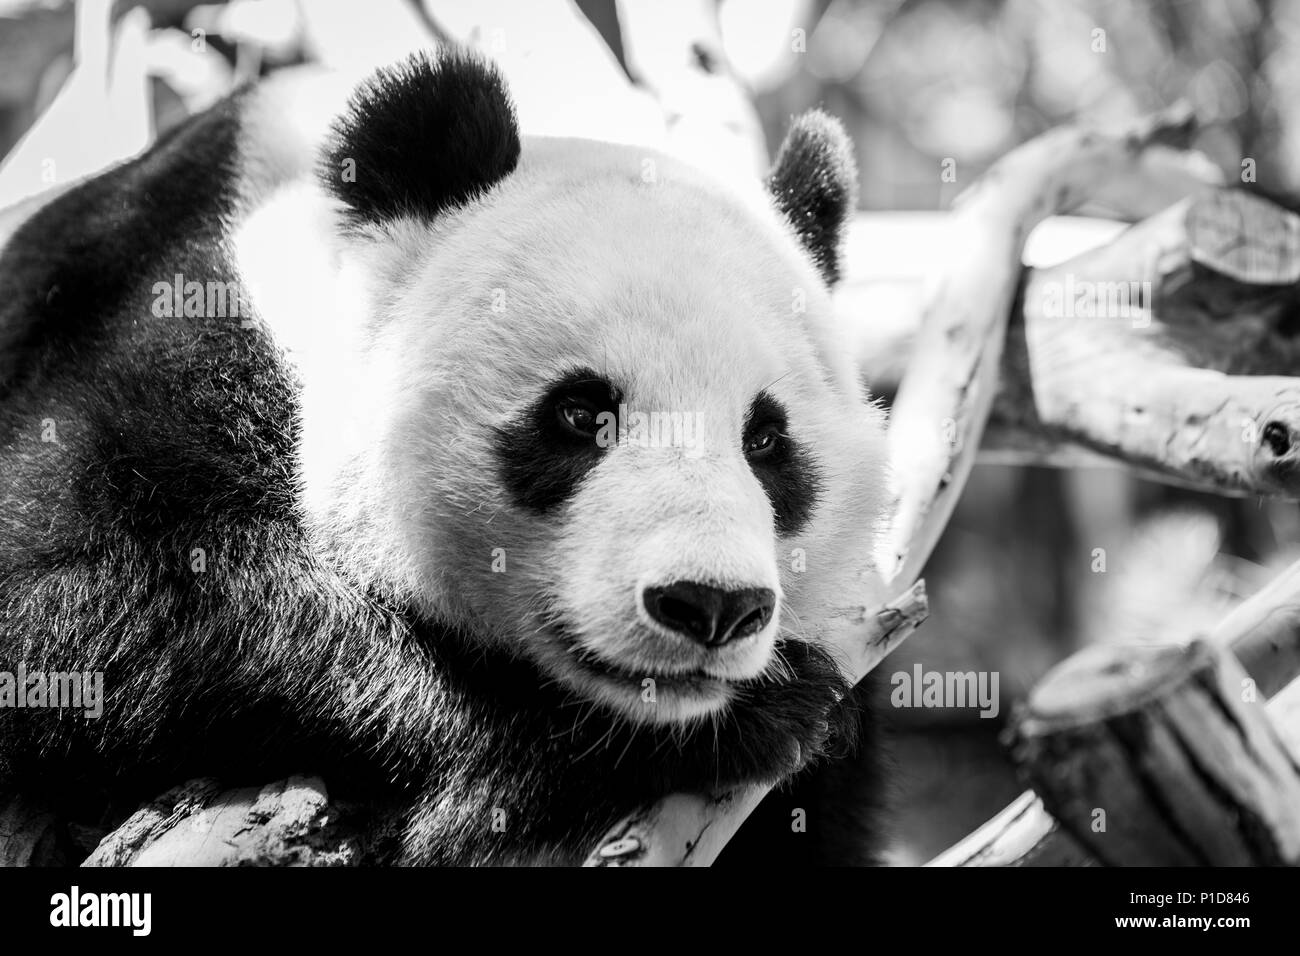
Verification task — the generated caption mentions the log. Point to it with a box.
[83,776,367,867]
[1015,189,1300,497]
[938,553,1300,866]
[924,790,1096,867]
[881,105,1197,584]
[840,187,1300,496]
[1008,639,1300,866]
[1272,678,1300,755]
[1209,558,1300,698]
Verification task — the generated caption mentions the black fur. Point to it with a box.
[745,391,823,536]
[716,676,890,867]
[400,629,862,862]
[321,50,520,231]
[0,92,247,398]
[766,110,858,285]
[0,62,885,866]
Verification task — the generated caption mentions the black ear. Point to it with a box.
[766,111,858,285]
[321,50,521,231]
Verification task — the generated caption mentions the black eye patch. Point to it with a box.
[493,369,622,513]
[744,391,822,536]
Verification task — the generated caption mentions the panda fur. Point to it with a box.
[0,50,892,865]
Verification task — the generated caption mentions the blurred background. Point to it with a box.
[2,0,1297,864]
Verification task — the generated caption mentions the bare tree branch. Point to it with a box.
[842,188,1300,496]
[933,553,1300,866]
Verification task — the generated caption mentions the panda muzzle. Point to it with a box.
[641,582,775,648]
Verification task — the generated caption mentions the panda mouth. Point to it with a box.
[551,623,724,694]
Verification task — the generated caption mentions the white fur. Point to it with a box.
[238,125,891,725]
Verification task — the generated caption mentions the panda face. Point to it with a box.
[284,134,890,727]
[491,354,820,722]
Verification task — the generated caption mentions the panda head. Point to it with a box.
[296,51,889,725]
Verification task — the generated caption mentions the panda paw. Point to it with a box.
[684,637,858,786]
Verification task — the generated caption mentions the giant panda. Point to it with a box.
[0,50,892,866]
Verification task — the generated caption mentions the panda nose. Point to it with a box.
[642,582,776,647]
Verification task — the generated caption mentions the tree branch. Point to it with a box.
[842,188,1300,496]
[1010,639,1300,865]
[83,776,367,867]
[932,553,1300,866]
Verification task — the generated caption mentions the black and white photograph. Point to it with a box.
[0,0,1295,931]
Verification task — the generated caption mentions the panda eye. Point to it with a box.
[557,399,600,437]
[744,423,784,459]
[549,376,620,442]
